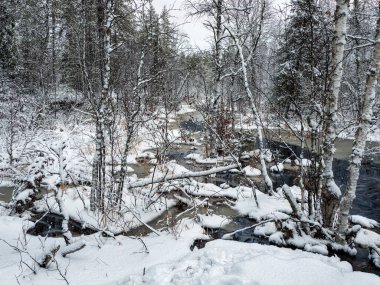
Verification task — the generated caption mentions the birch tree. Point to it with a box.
[225,0,274,194]
[90,0,114,212]
[337,3,380,242]
[320,0,349,227]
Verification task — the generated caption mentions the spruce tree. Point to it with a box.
[274,0,332,119]
[0,0,16,73]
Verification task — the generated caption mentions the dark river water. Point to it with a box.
[265,137,380,222]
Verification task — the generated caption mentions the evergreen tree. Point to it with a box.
[0,0,16,73]
[274,0,332,120]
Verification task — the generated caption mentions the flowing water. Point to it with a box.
[0,184,13,203]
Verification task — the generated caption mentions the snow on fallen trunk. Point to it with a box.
[61,240,86,257]
[127,164,239,189]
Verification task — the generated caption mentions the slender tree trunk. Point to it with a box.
[321,0,349,227]
[209,0,223,158]
[233,35,273,195]
[90,0,113,212]
[337,6,380,242]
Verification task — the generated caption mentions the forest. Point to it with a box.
[1,0,380,284]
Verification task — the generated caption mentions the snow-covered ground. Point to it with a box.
[1,104,380,284]
[1,215,379,285]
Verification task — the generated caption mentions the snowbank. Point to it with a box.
[129,239,380,285]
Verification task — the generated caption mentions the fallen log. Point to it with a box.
[127,164,239,189]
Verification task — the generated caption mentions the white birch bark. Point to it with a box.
[209,0,224,158]
[90,0,113,212]
[337,9,380,242]
[229,31,274,195]
[321,0,349,227]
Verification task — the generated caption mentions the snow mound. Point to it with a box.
[351,215,379,228]
[129,240,380,285]
[198,214,231,229]
[243,165,261,176]
[355,229,380,248]
[234,190,292,221]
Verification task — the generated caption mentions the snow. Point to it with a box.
[1,101,380,284]
[32,185,178,234]
[295,158,312,167]
[3,215,377,285]
[15,188,35,203]
[234,190,292,221]
[0,216,208,285]
[351,215,379,228]
[254,222,277,236]
[198,214,231,229]
[243,165,261,176]
[284,158,292,164]
[304,243,329,255]
[185,153,233,164]
[176,104,196,115]
[129,240,380,285]
[182,182,253,199]
[355,229,380,248]
[269,231,286,245]
[270,162,284,172]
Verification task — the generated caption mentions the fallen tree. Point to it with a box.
[127,164,239,189]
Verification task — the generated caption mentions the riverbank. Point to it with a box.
[1,104,380,284]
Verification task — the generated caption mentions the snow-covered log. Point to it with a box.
[127,164,239,189]
[282,184,303,219]
[39,244,60,268]
[61,240,86,258]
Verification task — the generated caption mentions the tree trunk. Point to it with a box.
[337,6,380,242]
[90,0,113,212]
[233,33,274,195]
[209,0,223,158]
[321,0,349,227]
